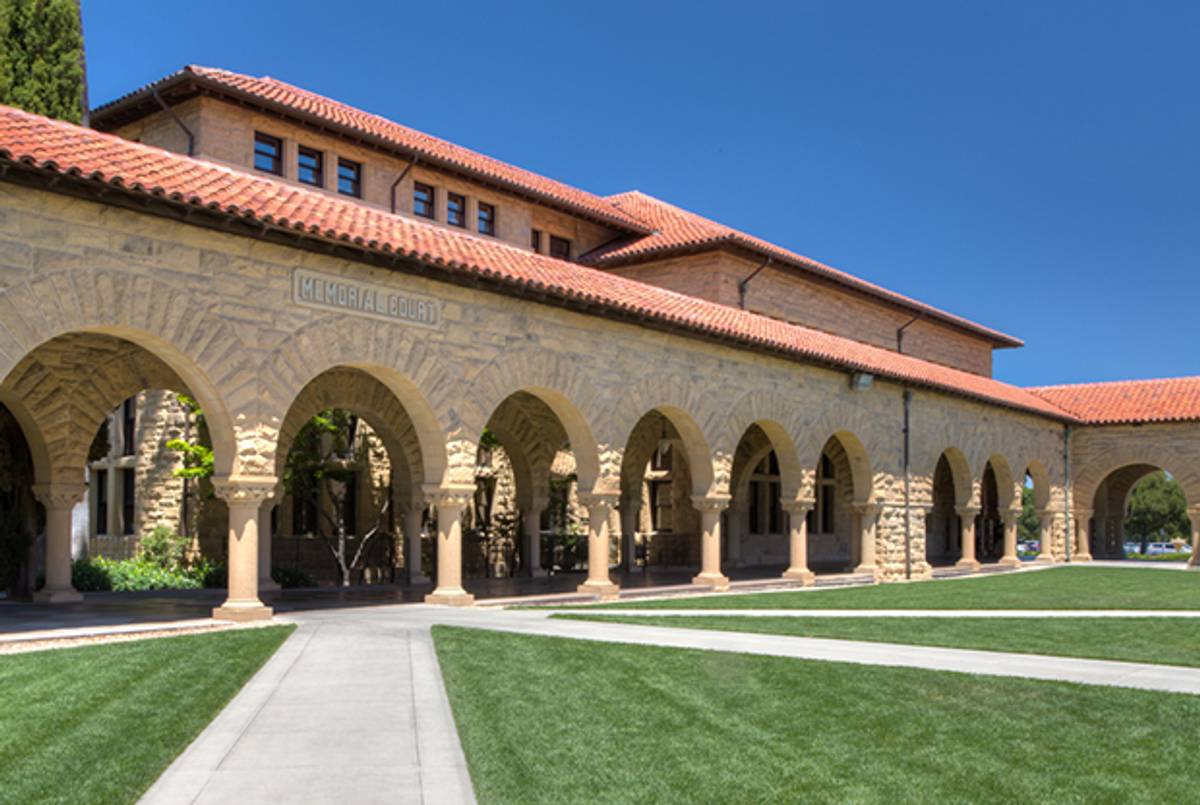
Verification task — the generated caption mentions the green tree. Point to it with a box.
[1018,485,1040,545]
[1125,471,1189,548]
[0,0,86,123]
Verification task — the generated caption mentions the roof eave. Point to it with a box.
[90,70,652,236]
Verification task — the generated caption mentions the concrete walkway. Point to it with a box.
[140,612,475,805]
[425,607,1200,696]
[543,608,1200,618]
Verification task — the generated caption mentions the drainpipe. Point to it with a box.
[896,314,923,353]
[151,90,194,157]
[738,257,772,310]
[1063,424,1072,562]
[903,389,913,579]
[390,155,419,214]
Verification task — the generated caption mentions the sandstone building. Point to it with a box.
[0,65,1197,620]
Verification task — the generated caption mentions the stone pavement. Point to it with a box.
[140,611,475,805]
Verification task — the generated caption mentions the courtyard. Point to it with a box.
[3,563,1199,803]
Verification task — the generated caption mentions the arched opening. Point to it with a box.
[808,433,871,573]
[926,450,970,567]
[274,367,428,588]
[727,422,801,571]
[0,331,240,605]
[976,456,1016,565]
[1091,465,1190,560]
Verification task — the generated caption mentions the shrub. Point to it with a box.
[272,566,315,589]
[136,526,190,571]
[188,559,226,589]
[71,557,201,592]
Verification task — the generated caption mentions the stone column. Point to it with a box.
[405,504,429,585]
[522,500,545,578]
[853,503,880,575]
[1188,510,1200,569]
[1073,510,1094,562]
[999,508,1022,568]
[424,486,475,606]
[577,495,620,599]
[955,506,981,571]
[1036,510,1057,563]
[691,496,731,590]
[212,475,275,622]
[781,499,815,585]
[620,497,639,573]
[32,483,87,603]
[258,486,281,594]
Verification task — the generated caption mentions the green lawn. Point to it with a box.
[434,626,1200,804]
[556,614,1200,668]
[0,626,294,805]
[582,566,1200,610]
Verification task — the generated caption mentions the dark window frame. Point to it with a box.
[413,182,436,219]
[549,235,572,260]
[531,229,542,252]
[477,202,496,236]
[298,146,324,187]
[95,468,108,535]
[337,158,362,197]
[121,398,136,456]
[121,468,136,536]
[447,192,466,228]
[253,132,283,175]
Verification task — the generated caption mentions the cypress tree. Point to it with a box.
[0,0,86,124]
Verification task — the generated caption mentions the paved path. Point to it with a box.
[426,607,1200,696]
[141,611,475,805]
[543,608,1200,618]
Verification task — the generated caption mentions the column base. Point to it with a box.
[1034,554,1058,564]
[424,588,475,607]
[212,600,274,622]
[1072,554,1094,563]
[998,556,1023,569]
[954,558,981,572]
[781,568,816,585]
[33,588,83,604]
[691,572,730,591]
[576,580,620,600]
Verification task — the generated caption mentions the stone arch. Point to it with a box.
[0,270,244,476]
[1074,446,1200,511]
[804,430,873,504]
[933,447,973,507]
[0,388,51,485]
[727,417,803,503]
[980,453,1018,510]
[461,350,604,495]
[1024,458,1052,511]
[259,316,456,485]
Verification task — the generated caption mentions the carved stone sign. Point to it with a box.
[293,268,441,329]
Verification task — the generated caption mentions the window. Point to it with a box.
[549,235,571,260]
[253,132,283,175]
[477,202,496,236]
[808,454,837,534]
[413,182,435,218]
[447,192,466,227]
[749,453,782,534]
[121,468,135,535]
[95,469,108,535]
[337,158,362,197]
[530,229,542,252]
[649,480,673,532]
[298,146,324,187]
[121,398,136,456]
[650,442,673,472]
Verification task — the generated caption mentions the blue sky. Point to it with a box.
[81,1,1199,387]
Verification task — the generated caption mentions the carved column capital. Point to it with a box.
[690,495,731,514]
[955,505,981,519]
[1001,508,1021,527]
[852,501,880,519]
[579,493,619,517]
[32,483,87,509]
[780,498,815,516]
[211,475,279,506]
[422,484,475,509]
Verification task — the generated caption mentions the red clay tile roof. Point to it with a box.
[1029,378,1200,425]
[0,104,1077,421]
[589,191,1023,348]
[89,65,650,234]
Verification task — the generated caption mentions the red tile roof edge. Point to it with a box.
[89,65,652,236]
[590,190,1024,348]
[0,104,1087,424]
[1027,377,1200,425]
